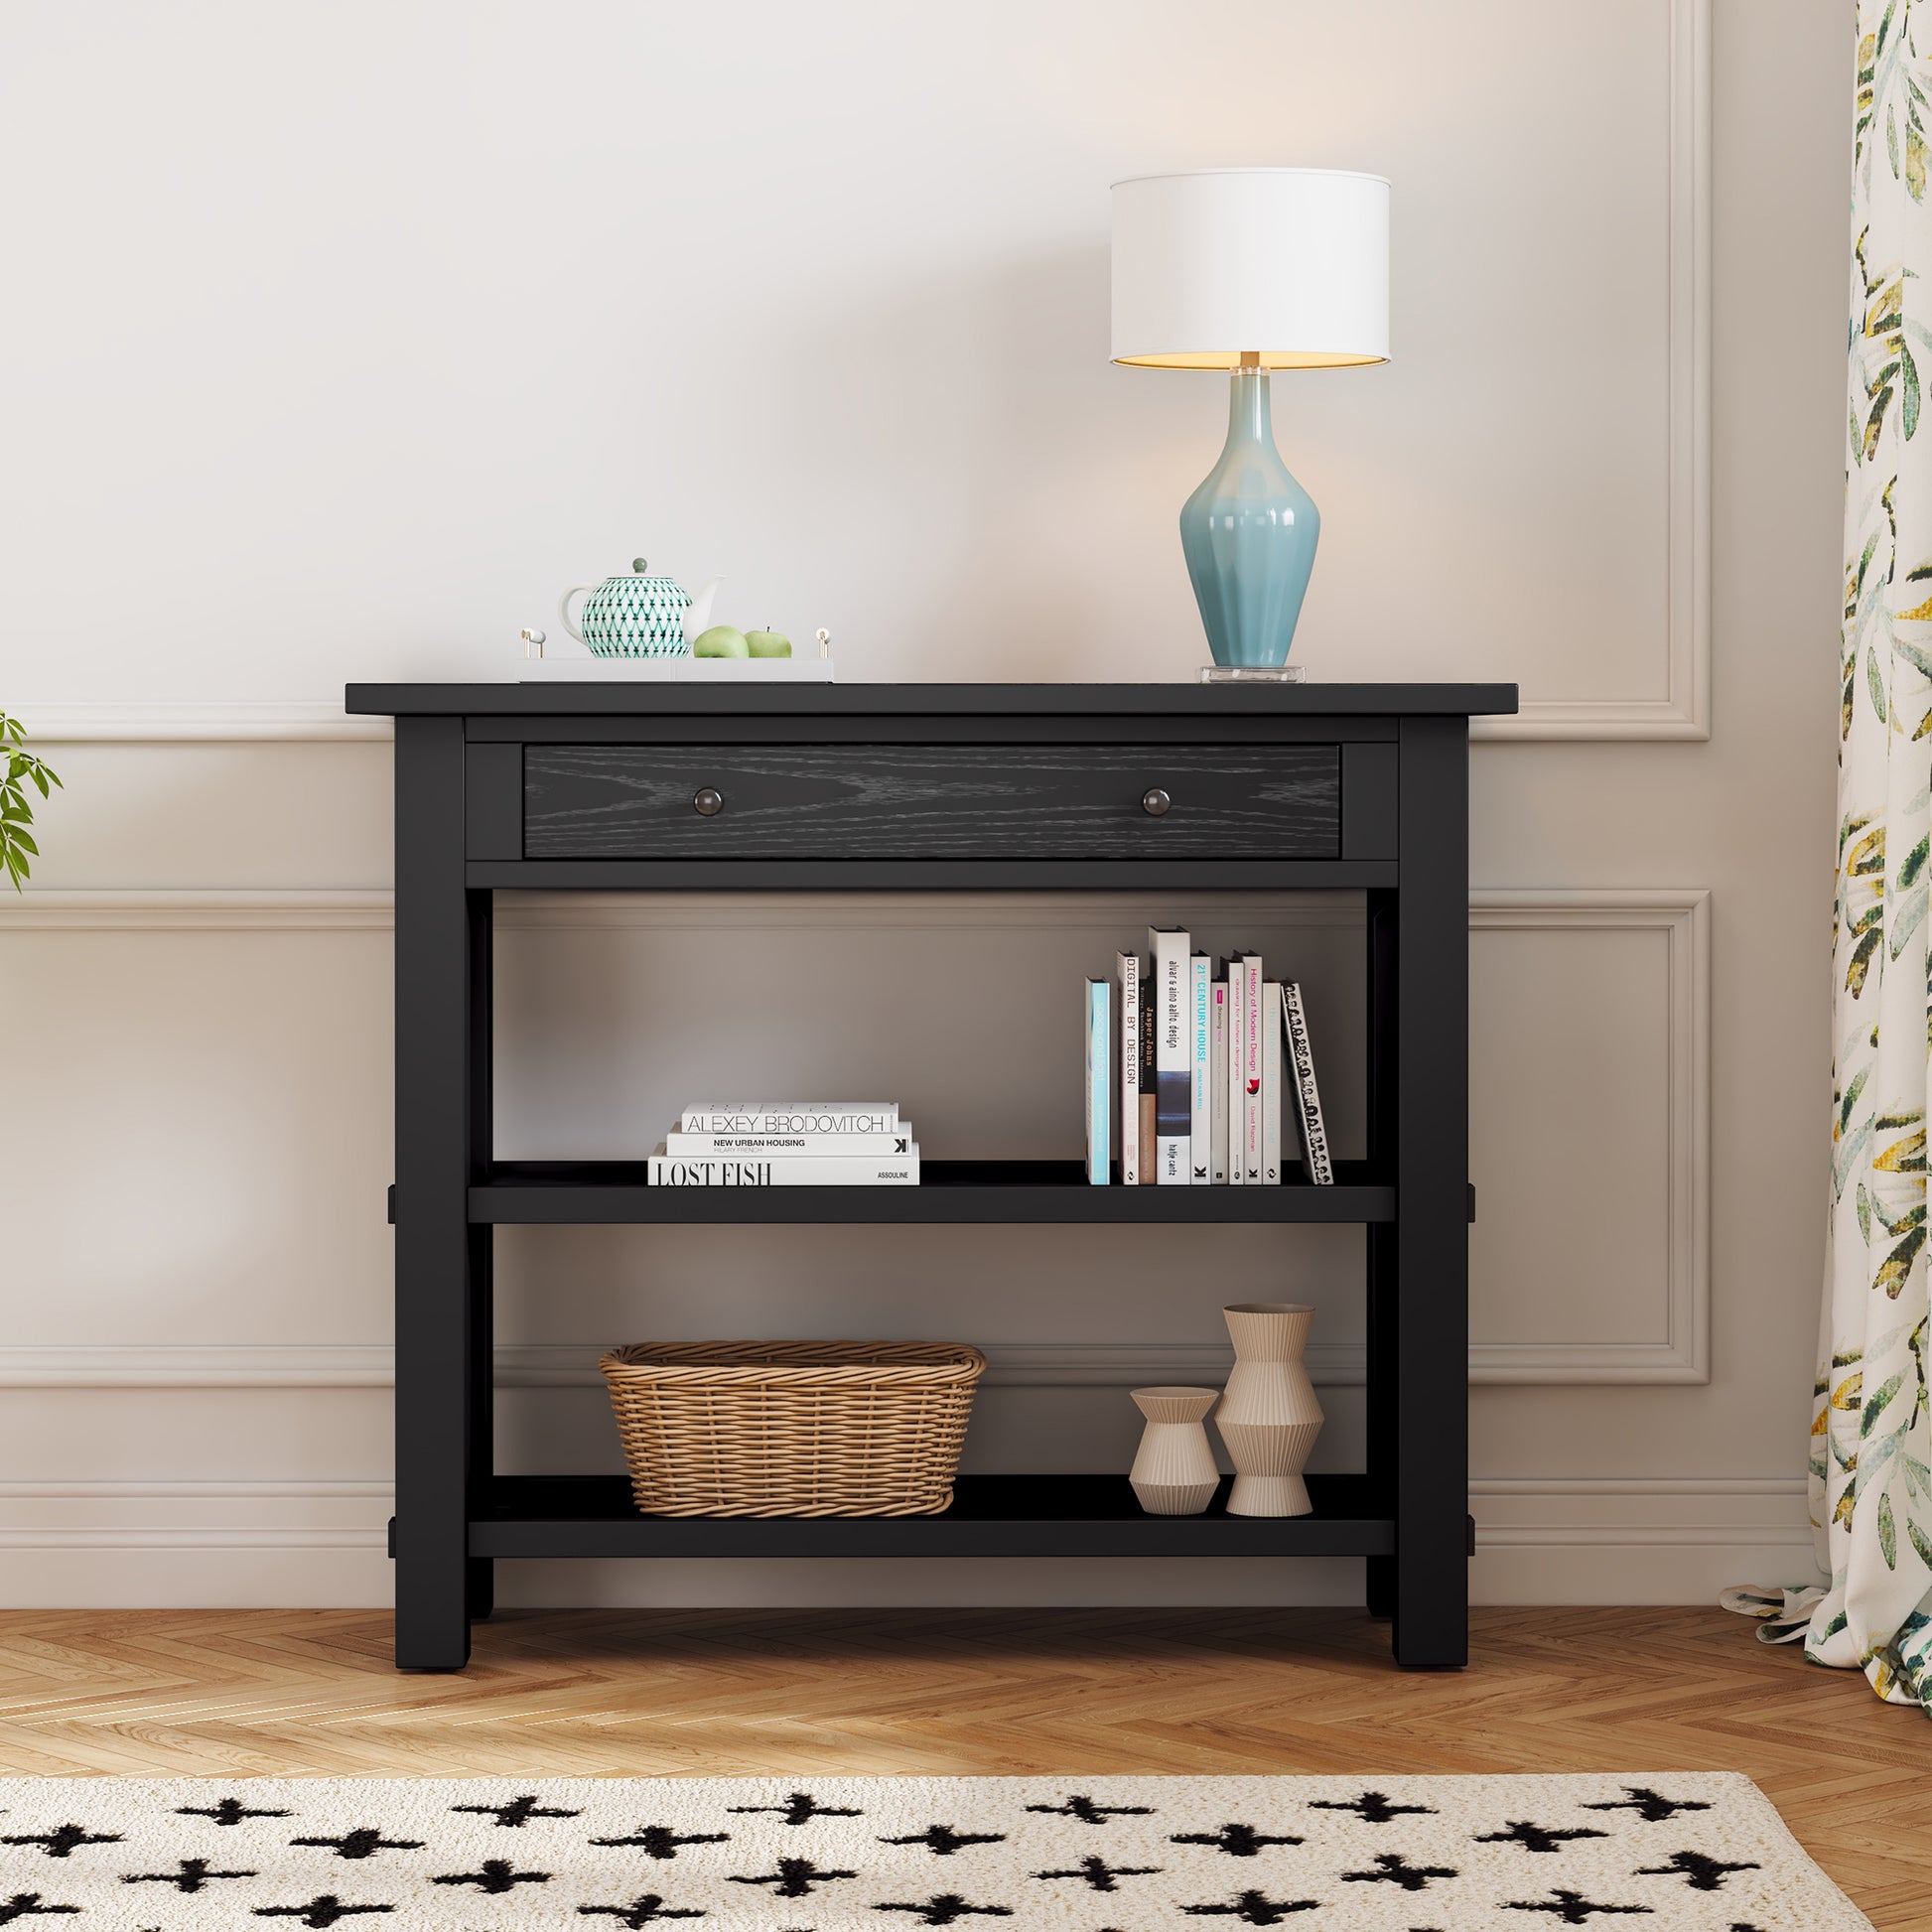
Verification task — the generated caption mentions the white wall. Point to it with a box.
[0,0,1846,1606]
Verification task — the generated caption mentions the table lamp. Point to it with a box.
[1111,168,1390,676]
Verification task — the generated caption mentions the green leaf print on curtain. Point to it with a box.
[1734,0,1932,1711]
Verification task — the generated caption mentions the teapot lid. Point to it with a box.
[623,557,687,594]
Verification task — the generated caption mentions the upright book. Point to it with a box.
[1224,959,1247,1187]
[1085,977,1111,1185]
[1209,978,1229,1183]
[1261,980,1283,1184]
[1139,985,1158,1185]
[1116,951,1141,1184]
[1188,952,1212,1183]
[1237,952,1264,1184]
[1148,926,1191,1184]
[1281,981,1334,1184]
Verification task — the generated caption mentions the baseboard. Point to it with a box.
[0,1478,1819,1610]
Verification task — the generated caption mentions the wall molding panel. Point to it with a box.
[15,0,1711,754]
[1468,890,1711,1384]
[1471,0,1710,742]
[5,887,1708,1390]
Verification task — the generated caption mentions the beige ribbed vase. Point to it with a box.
[1128,1386,1221,1515]
[1214,1302,1323,1517]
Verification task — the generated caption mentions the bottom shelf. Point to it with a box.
[469,1473,1393,1559]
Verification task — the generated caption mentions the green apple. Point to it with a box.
[692,624,749,658]
[745,626,791,658]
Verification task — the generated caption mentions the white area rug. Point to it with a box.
[0,1774,1869,1929]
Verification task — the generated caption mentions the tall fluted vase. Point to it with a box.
[1214,1302,1323,1517]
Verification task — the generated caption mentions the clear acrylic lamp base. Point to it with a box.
[1200,664,1307,684]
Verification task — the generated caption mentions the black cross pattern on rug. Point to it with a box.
[1180,1891,1321,1923]
[1634,1849,1761,1892]
[123,1856,257,1892]
[181,1798,291,1827]
[590,1825,731,1859]
[1033,1853,1163,1892]
[574,1895,705,1925]
[0,1899,78,1926]
[1023,1794,1154,1825]
[1342,1851,1458,1891]
[1503,1890,1655,1923]
[1309,1789,1436,1824]
[251,1897,395,1928]
[881,1825,1007,1856]
[874,1895,1014,1924]
[1171,1823,1303,1857]
[727,1856,857,1898]
[451,1794,582,1828]
[432,1858,551,1894]
[1579,1787,1713,1825]
[290,1829,425,1861]
[0,1826,121,1859]
[727,1791,861,1826]
[1477,1821,1609,1855]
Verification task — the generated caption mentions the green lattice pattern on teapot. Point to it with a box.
[560,558,720,658]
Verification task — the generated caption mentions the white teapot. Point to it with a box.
[559,558,724,658]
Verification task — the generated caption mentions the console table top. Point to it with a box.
[345,680,1519,719]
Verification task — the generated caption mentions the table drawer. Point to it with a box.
[521,743,1341,860]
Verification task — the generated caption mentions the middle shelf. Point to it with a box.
[469,1159,1398,1224]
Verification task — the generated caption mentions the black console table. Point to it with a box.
[346,680,1517,1672]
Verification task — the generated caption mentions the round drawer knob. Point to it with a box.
[1141,787,1172,817]
[693,786,724,817]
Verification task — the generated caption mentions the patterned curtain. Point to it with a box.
[1731,1,1932,1708]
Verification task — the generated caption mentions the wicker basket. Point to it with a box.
[599,1340,986,1518]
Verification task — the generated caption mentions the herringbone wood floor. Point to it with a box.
[0,1606,1925,1926]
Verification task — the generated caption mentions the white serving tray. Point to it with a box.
[519,653,835,683]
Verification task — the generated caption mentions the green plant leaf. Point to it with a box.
[1849,923,1885,994]
[1864,1369,1907,1435]
[1843,1066,1872,1129]
[1906,341,1922,438]
[1910,1514,1932,1572]
[1876,1222,1926,1296]
[1879,1489,1897,1567]
[1870,645,1891,720]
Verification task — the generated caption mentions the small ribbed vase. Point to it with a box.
[1128,1386,1221,1516]
[1214,1303,1323,1517]
[1177,367,1320,668]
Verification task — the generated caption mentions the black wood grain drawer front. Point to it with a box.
[522,743,1340,860]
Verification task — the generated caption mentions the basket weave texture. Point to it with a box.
[599,1340,987,1518]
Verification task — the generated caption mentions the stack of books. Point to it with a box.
[1083,926,1331,1187]
[647,1103,920,1186]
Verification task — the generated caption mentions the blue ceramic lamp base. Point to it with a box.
[1178,364,1319,669]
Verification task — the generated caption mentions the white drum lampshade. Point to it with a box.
[1110,168,1391,672]
[1110,168,1390,369]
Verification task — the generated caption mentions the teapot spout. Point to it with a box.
[684,575,724,640]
